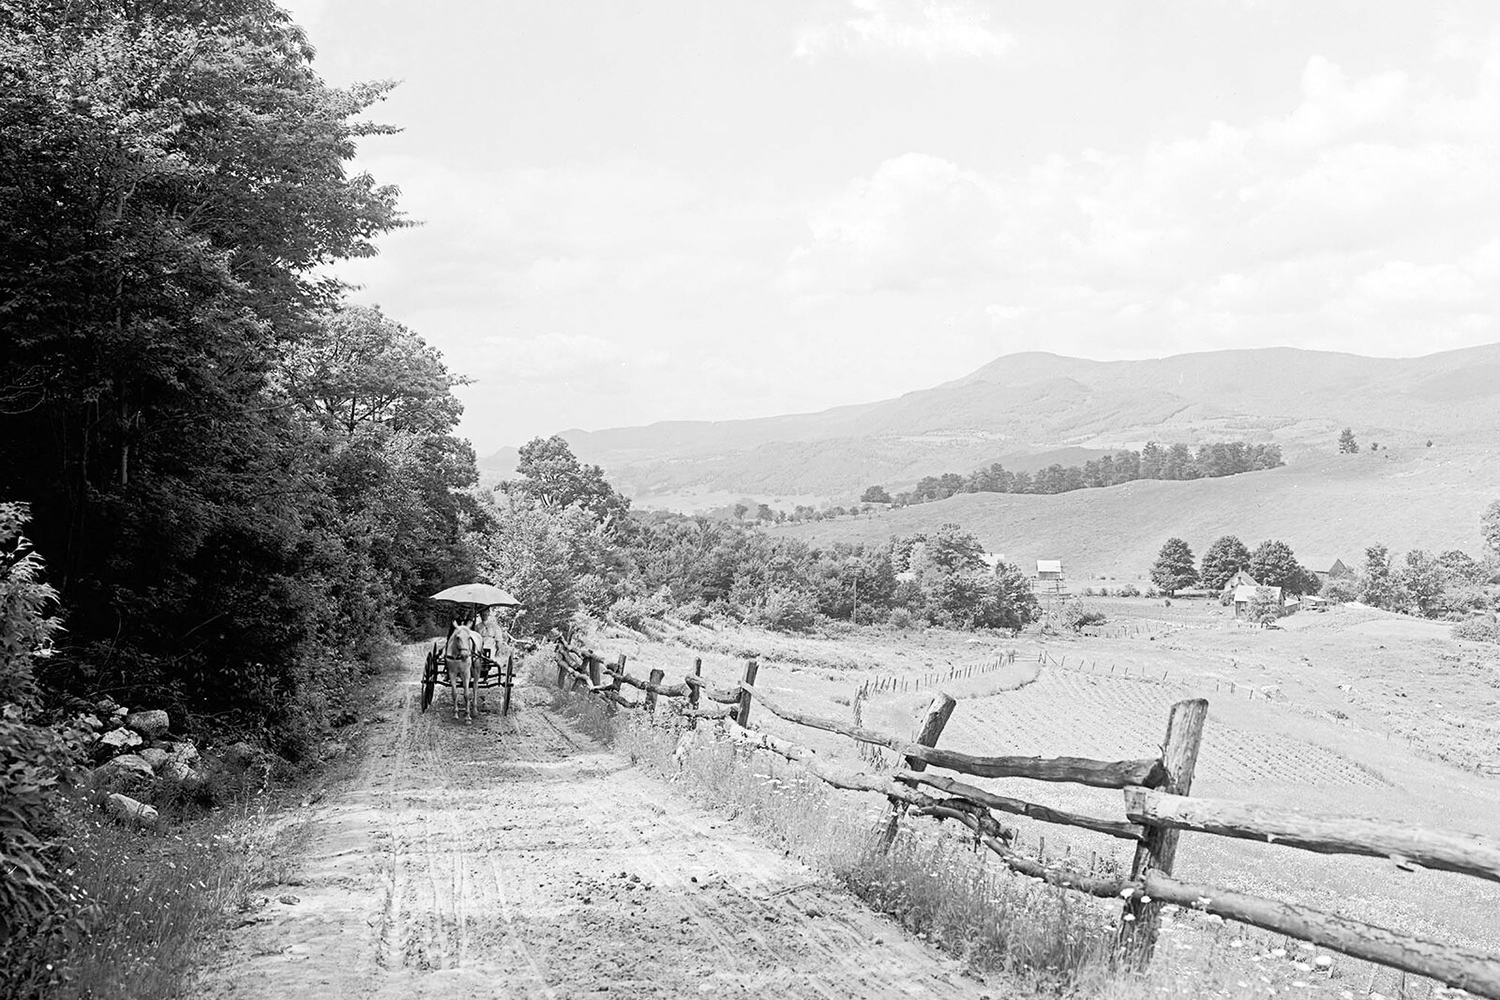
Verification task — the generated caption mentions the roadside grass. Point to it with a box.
[34,641,399,1000]
[607,706,1129,989]
[567,692,1448,1000]
[34,792,305,1000]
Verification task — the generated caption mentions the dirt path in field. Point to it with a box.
[197,647,991,1000]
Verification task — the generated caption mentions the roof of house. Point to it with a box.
[1221,570,1258,590]
[1036,559,1063,574]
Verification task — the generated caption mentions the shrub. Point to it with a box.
[1452,615,1500,644]
[1117,583,1141,598]
[609,588,672,630]
[1061,602,1107,631]
[754,588,819,632]
[1248,587,1284,625]
[574,573,613,616]
[0,504,87,995]
[1321,578,1358,603]
[888,607,915,629]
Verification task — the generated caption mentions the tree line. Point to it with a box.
[481,438,1043,635]
[1,5,491,981]
[1147,512,1500,630]
[863,440,1284,508]
[1,1,482,759]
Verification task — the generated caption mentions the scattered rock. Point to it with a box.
[278,894,300,905]
[166,741,200,766]
[125,709,170,739]
[95,697,121,715]
[75,713,103,732]
[139,747,170,770]
[99,727,143,751]
[94,754,156,794]
[105,792,159,828]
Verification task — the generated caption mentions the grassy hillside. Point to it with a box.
[480,342,1500,503]
[770,444,1500,578]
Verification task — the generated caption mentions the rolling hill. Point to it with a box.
[769,445,1500,580]
[479,342,1500,505]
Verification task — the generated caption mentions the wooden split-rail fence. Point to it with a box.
[549,640,1500,998]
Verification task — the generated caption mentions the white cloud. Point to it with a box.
[479,332,669,385]
[781,48,1500,359]
[783,152,1005,294]
[794,0,1015,61]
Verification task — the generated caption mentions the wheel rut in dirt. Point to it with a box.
[198,646,990,1000]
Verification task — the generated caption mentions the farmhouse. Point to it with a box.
[1232,583,1282,618]
[1036,559,1063,582]
[1220,569,1258,597]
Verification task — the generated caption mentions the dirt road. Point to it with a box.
[198,648,991,999]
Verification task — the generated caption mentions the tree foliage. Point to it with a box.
[1248,539,1316,596]
[1338,428,1359,454]
[1483,500,1500,558]
[1150,538,1199,596]
[1200,535,1251,592]
[894,440,1283,506]
[0,2,478,757]
[503,436,631,533]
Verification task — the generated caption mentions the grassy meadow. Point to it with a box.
[560,598,1500,996]
[769,445,1500,580]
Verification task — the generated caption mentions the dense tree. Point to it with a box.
[503,436,631,534]
[1150,538,1199,596]
[1248,539,1315,596]
[1338,428,1359,454]
[1357,543,1410,612]
[282,305,469,436]
[1483,500,1500,558]
[1200,535,1252,592]
[0,1,483,758]
[1399,549,1447,618]
[894,441,1282,508]
[860,485,892,504]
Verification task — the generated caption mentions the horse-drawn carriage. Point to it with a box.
[420,641,519,717]
[421,583,533,721]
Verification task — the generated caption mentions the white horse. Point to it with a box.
[444,624,480,723]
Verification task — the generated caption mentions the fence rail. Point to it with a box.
[547,639,1500,998]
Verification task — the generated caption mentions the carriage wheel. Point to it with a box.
[502,654,514,716]
[421,648,438,712]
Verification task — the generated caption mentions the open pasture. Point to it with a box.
[592,601,1500,961]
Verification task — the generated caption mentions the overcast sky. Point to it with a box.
[283,0,1500,455]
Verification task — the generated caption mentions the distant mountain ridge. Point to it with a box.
[479,343,1500,504]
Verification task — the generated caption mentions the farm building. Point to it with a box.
[1310,558,1352,586]
[1036,559,1063,582]
[1232,584,1282,618]
[1220,569,1258,596]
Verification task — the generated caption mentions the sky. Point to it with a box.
[281,0,1500,455]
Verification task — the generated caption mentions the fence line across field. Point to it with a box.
[547,639,1500,999]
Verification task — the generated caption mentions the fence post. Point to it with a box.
[735,659,759,727]
[687,658,702,729]
[587,654,602,689]
[645,668,664,714]
[1118,697,1209,964]
[876,692,957,853]
[555,650,567,689]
